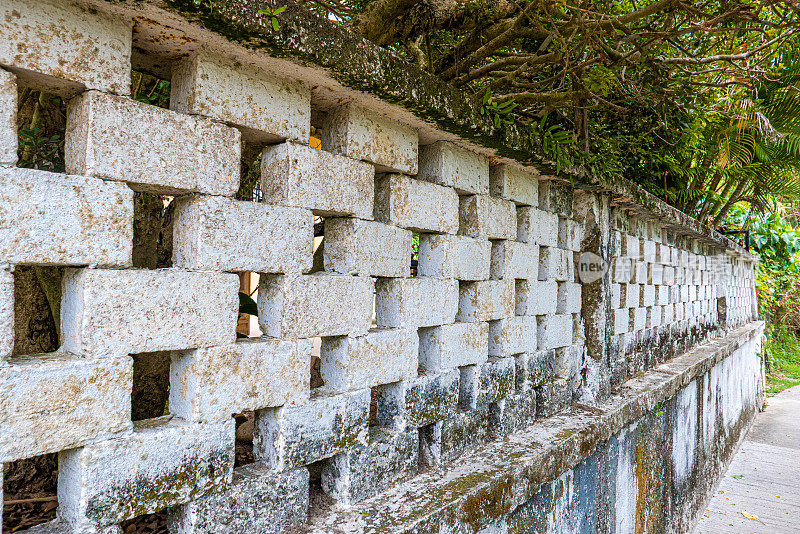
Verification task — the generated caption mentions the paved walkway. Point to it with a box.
[694,385,800,533]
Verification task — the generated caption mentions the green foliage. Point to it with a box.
[18,127,64,172]
[764,323,800,395]
[480,90,518,128]
[258,5,287,31]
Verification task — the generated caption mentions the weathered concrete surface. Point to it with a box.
[302,321,764,533]
[261,142,374,219]
[172,194,313,273]
[171,50,311,142]
[0,167,133,267]
[490,164,539,206]
[322,103,418,175]
[375,277,459,328]
[459,194,517,240]
[0,269,11,360]
[169,465,309,534]
[418,141,489,195]
[418,321,489,372]
[375,174,459,234]
[0,0,131,95]
[169,337,312,422]
[417,234,491,281]
[66,91,240,195]
[59,417,234,528]
[61,268,238,357]
[320,328,418,391]
[694,385,800,534]
[0,352,132,462]
[324,218,412,277]
[0,68,16,165]
[258,273,373,338]
[255,389,370,470]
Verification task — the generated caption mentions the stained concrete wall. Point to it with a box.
[0,1,762,533]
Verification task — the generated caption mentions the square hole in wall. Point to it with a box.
[119,509,170,534]
[132,193,174,269]
[131,352,171,422]
[307,458,335,518]
[16,86,67,172]
[411,233,420,277]
[369,386,380,427]
[236,141,266,202]
[3,452,59,531]
[418,421,441,472]
[237,272,261,339]
[311,337,324,390]
[233,411,255,469]
[131,70,171,109]
[12,266,61,356]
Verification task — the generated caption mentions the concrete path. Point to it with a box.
[694,385,800,533]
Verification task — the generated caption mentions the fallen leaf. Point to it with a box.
[742,512,759,520]
[732,474,744,479]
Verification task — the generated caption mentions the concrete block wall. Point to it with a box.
[0,2,760,533]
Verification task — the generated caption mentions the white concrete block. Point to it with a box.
[648,306,662,328]
[261,142,374,219]
[375,174,459,234]
[489,316,537,357]
[58,418,234,528]
[418,322,489,373]
[649,263,664,285]
[255,389,369,469]
[375,277,459,328]
[625,284,640,308]
[321,328,418,391]
[0,353,131,462]
[322,104,418,174]
[66,91,240,195]
[418,141,488,195]
[0,0,131,95]
[457,280,514,322]
[613,258,633,283]
[0,269,11,360]
[538,314,573,350]
[0,69,16,165]
[642,284,656,307]
[611,283,622,308]
[258,273,372,338]
[0,167,132,267]
[517,207,558,246]
[171,51,310,142]
[61,268,238,357]
[613,308,629,335]
[489,164,538,206]
[657,286,670,306]
[540,247,573,282]
[490,240,538,280]
[170,338,312,423]
[559,219,583,251]
[663,266,676,285]
[624,235,641,259]
[459,195,516,240]
[417,234,490,281]
[557,282,582,314]
[632,307,647,331]
[324,218,411,277]
[515,279,558,316]
[168,464,309,534]
[172,195,313,273]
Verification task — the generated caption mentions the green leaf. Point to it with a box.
[732,474,744,479]
[239,291,258,316]
[271,17,279,30]
[274,5,287,14]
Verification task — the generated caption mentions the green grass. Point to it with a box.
[765,324,800,395]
